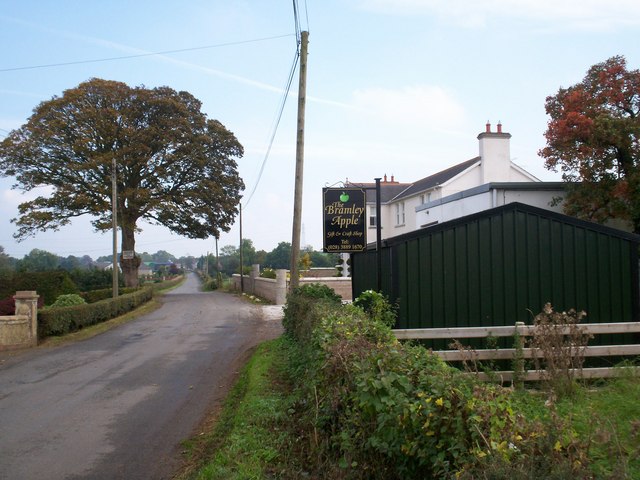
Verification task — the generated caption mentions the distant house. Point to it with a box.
[350,122,565,242]
[138,263,153,277]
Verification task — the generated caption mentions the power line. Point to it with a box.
[242,2,304,209]
[242,46,300,209]
[0,34,295,73]
[293,0,302,40]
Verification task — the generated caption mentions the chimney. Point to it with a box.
[477,122,512,183]
[383,174,388,182]
[391,175,395,183]
[486,120,491,133]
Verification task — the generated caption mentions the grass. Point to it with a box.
[177,339,640,479]
[511,369,640,479]
[177,338,300,480]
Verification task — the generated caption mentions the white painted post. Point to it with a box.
[275,269,287,305]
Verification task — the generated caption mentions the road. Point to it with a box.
[0,273,282,479]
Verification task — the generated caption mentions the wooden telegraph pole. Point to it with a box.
[290,30,309,290]
[111,156,118,299]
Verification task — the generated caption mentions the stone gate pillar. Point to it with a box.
[14,291,39,346]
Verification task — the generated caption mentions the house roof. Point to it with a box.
[395,157,479,200]
[345,181,411,203]
[349,157,480,204]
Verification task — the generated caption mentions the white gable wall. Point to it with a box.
[368,124,548,241]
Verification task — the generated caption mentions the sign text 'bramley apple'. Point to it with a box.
[322,188,367,253]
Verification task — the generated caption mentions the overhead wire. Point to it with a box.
[241,2,305,209]
[0,34,295,73]
[242,47,300,209]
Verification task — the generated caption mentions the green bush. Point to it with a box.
[281,289,595,478]
[352,289,397,327]
[50,294,86,308]
[282,282,342,343]
[260,268,277,279]
[38,286,153,337]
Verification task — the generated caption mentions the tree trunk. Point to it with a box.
[120,224,140,287]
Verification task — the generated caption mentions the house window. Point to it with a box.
[420,194,425,204]
[369,206,377,227]
[395,202,405,226]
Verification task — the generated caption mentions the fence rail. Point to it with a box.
[392,322,640,381]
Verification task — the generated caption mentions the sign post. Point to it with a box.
[322,188,367,253]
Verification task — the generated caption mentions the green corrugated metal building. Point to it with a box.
[352,202,640,330]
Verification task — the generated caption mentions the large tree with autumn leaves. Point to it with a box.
[0,78,244,286]
[540,56,640,233]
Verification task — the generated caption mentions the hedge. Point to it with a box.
[0,271,78,305]
[148,275,184,292]
[38,286,153,337]
[80,287,139,304]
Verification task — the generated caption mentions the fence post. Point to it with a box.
[512,321,525,390]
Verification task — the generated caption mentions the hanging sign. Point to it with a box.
[322,188,367,252]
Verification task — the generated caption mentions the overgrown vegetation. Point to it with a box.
[184,287,640,479]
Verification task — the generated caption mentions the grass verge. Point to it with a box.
[177,337,300,480]
[39,297,163,348]
[176,342,640,479]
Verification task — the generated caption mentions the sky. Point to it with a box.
[1,0,639,261]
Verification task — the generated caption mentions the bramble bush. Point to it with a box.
[282,288,597,478]
[282,283,342,344]
[352,289,397,328]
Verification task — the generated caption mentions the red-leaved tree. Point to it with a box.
[540,56,640,233]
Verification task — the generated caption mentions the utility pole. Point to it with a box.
[290,30,309,290]
[215,235,220,288]
[111,157,118,299]
[239,203,244,293]
[375,178,382,291]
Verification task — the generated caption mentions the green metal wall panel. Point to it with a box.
[351,203,640,331]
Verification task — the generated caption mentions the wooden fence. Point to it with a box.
[393,322,640,381]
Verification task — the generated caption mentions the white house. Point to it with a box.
[350,122,565,243]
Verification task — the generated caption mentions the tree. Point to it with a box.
[0,246,16,272]
[59,255,82,271]
[0,78,244,286]
[540,56,640,232]
[264,242,291,269]
[218,245,239,276]
[16,248,60,272]
[178,255,195,270]
[151,250,176,263]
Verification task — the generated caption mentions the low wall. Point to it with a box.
[0,291,39,350]
[301,268,338,278]
[299,277,352,300]
[231,265,352,305]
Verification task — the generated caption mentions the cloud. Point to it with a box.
[351,85,466,133]
[355,0,640,30]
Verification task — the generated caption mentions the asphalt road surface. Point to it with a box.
[0,273,282,479]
